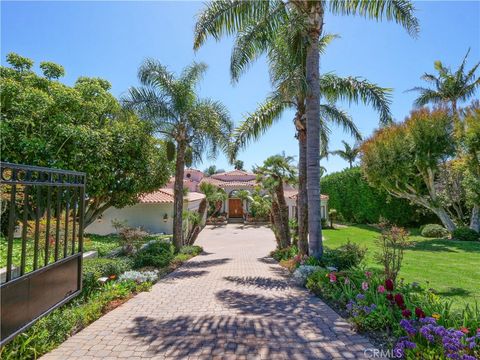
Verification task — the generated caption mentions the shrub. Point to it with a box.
[452,227,480,242]
[321,168,434,226]
[118,226,148,255]
[82,258,133,297]
[133,241,174,269]
[118,270,158,284]
[421,224,449,238]
[179,245,203,255]
[270,246,298,262]
[375,225,409,282]
[292,265,322,286]
[321,218,329,229]
[320,241,366,270]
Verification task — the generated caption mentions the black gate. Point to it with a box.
[0,162,85,346]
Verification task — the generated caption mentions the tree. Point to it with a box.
[228,33,391,255]
[234,159,244,170]
[199,181,227,217]
[204,165,217,176]
[0,54,172,227]
[408,50,480,115]
[254,154,297,249]
[361,108,458,231]
[194,0,417,258]
[122,59,233,250]
[330,141,360,169]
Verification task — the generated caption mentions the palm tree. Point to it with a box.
[408,49,480,114]
[254,154,297,249]
[331,141,360,169]
[123,59,232,251]
[234,159,245,170]
[199,181,228,218]
[229,33,392,255]
[194,0,418,258]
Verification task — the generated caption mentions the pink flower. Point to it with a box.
[377,285,386,294]
[328,273,337,283]
[365,271,372,278]
[460,327,469,334]
[362,282,369,291]
[344,277,350,285]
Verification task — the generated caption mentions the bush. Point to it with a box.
[118,270,158,284]
[292,265,322,286]
[270,246,298,261]
[452,227,480,242]
[133,241,174,269]
[82,258,133,297]
[421,224,449,238]
[179,245,203,255]
[375,225,409,282]
[321,168,434,226]
[118,226,148,255]
[321,218,329,229]
[320,241,366,270]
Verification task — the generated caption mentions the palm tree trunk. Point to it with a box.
[173,141,186,251]
[305,2,324,258]
[297,119,309,255]
[275,183,291,248]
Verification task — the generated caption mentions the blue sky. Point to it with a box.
[2,1,479,174]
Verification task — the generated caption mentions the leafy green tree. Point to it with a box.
[40,62,65,80]
[194,0,416,258]
[361,108,458,231]
[0,54,171,227]
[234,159,244,170]
[199,182,227,217]
[408,50,480,114]
[254,154,297,249]
[330,141,360,169]
[123,59,233,250]
[204,165,217,176]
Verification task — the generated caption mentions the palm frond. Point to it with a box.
[329,0,419,37]
[319,104,362,141]
[180,62,208,88]
[320,73,393,125]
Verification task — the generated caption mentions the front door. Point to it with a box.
[228,198,243,218]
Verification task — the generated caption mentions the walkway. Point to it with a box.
[43,224,378,360]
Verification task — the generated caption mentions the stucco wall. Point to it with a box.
[85,200,203,236]
[285,198,329,220]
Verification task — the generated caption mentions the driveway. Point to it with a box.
[43,224,377,359]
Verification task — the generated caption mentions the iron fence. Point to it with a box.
[0,162,86,346]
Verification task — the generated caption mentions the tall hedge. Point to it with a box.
[321,167,432,226]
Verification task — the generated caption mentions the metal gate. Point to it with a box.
[0,162,85,346]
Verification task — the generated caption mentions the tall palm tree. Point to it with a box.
[254,154,297,249]
[123,59,232,251]
[228,33,392,255]
[408,49,480,114]
[331,141,360,169]
[194,0,418,258]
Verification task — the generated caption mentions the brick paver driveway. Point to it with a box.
[43,224,378,360]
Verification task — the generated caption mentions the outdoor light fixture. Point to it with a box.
[163,213,168,222]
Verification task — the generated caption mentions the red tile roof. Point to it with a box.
[200,177,257,187]
[138,188,205,204]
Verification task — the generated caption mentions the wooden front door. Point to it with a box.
[228,198,243,218]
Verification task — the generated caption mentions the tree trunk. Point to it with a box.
[305,2,324,258]
[432,207,456,232]
[470,204,480,232]
[185,198,207,245]
[173,141,186,251]
[270,201,282,248]
[275,182,291,248]
[297,115,308,255]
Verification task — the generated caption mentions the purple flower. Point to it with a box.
[400,319,416,335]
[346,300,355,311]
[461,355,477,360]
[420,317,437,325]
[394,337,416,358]
[420,325,435,343]
[356,293,365,301]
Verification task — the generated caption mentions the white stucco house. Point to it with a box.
[85,188,205,235]
[85,168,329,235]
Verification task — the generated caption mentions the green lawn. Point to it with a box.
[323,224,480,309]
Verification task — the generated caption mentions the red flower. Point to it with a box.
[394,293,405,308]
[460,327,469,334]
[402,309,412,318]
[385,279,394,291]
[386,293,394,302]
[415,307,426,319]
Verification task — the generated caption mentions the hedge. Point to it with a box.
[321,167,433,226]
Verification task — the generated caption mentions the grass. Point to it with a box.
[323,224,480,309]
[0,233,171,272]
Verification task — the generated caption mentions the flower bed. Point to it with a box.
[305,268,480,359]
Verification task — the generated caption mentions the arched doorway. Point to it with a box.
[228,190,244,218]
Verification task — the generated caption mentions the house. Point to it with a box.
[85,168,329,235]
[85,188,205,235]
